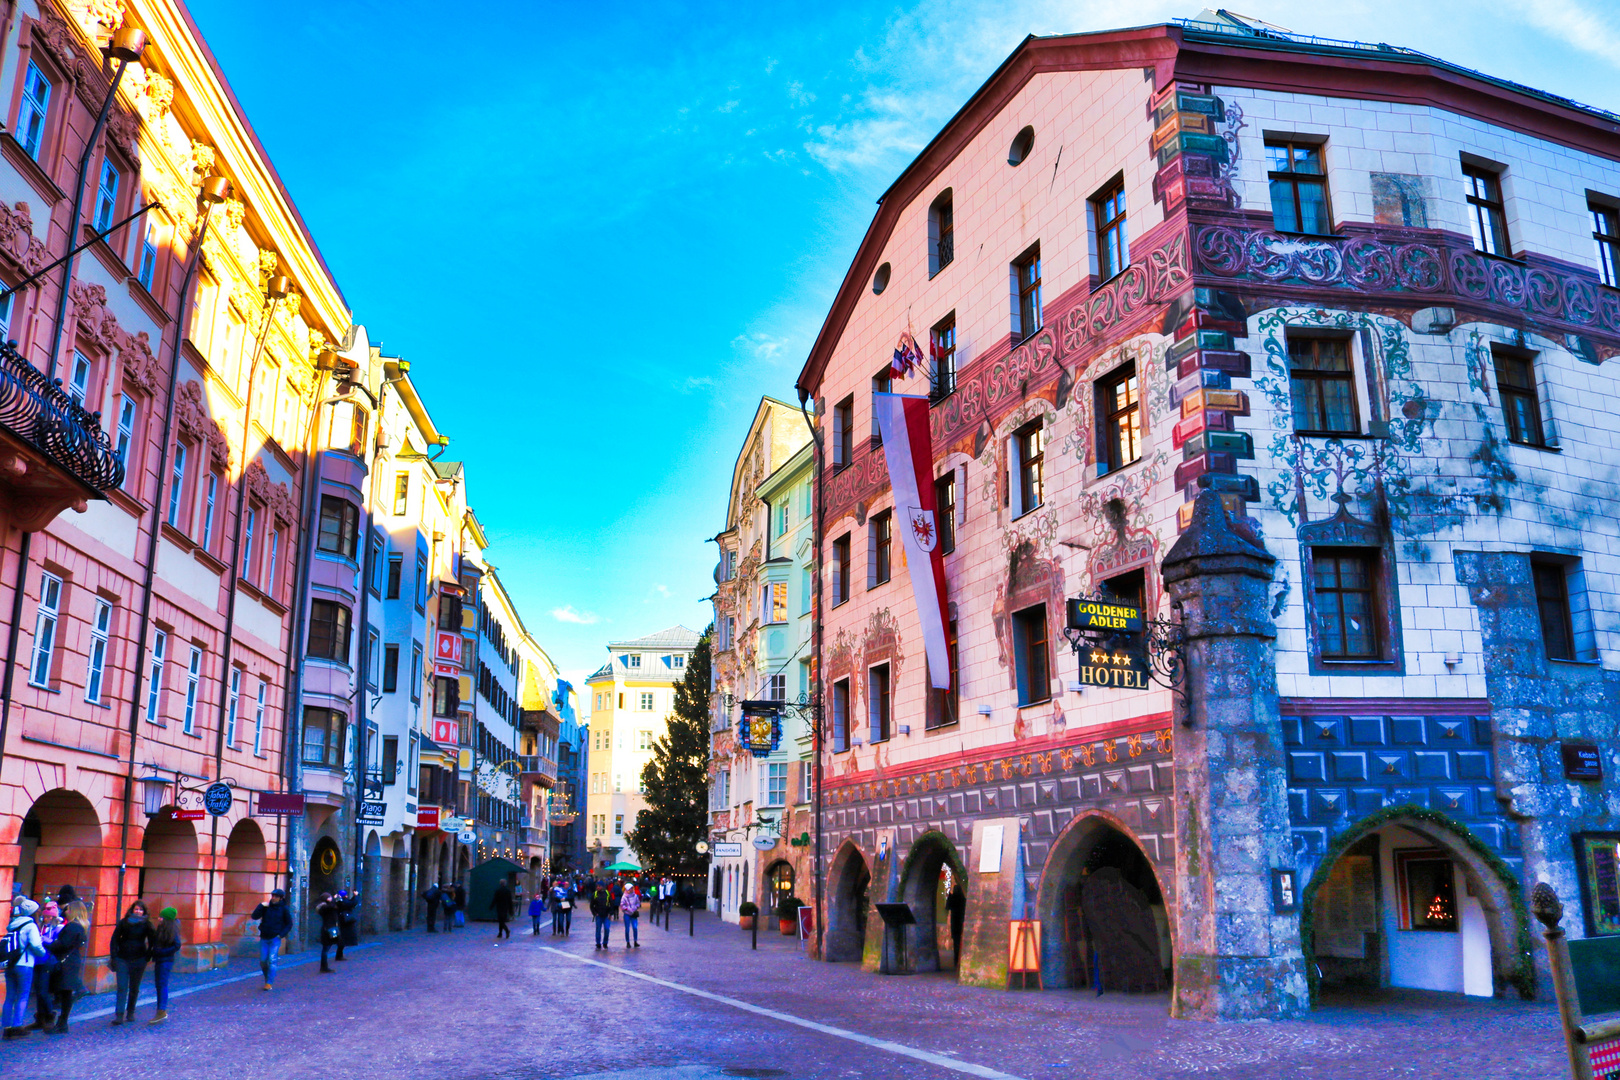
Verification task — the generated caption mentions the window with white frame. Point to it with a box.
[28,572,62,688]
[85,598,111,704]
[639,729,654,750]
[137,222,159,290]
[266,530,279,595]
[183,645,203,734]
[226,667,241,747]
[167,442,187,528]
[767,673,786,701]
[673,654,685,669]
[146,629,167,721]
[68,352,91,407]
[241,507,256,579]
[115,396,138,484]
[253,678,267,755]
[201,473,219,551]
[799,760,812,802]
[762,762,788,807]
[17,62,50,161]
[639,691,654,711]
[627,654,641,668]
[93,159,119,232]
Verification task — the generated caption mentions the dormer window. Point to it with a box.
[627,654,641,669]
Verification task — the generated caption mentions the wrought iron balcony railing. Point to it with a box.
[0,339,123,492]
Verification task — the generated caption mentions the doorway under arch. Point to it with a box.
[896,831,968,974]
[140,811,201,921]
[223,818,268,952]
[1036,812,1170,994]
[15,789,103,906]
[765,860,795,911]
[1303,808,1531,1002]
[825,840,870,963]
[310,836,343,902]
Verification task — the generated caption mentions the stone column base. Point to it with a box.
[1172,955,1309,1021]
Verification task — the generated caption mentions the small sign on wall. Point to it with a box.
[979,825,1004,874]
[1271,867,1299,913]
[1563,742,1603,782]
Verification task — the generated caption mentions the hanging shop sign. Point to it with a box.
[737,700,783,758]
[1066,598,1143,633]
[711,842,743,858]
[359,801,386,825]
[1075,645,1151,690]
[172,806,205,821]
[1063,591,1184,699]
[458,828,476,845]
[203,782,233,817]
[256,792,305,816]
[416,806,441,831]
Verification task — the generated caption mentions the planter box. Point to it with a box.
[739,915,756,930]
[779,920,795,936]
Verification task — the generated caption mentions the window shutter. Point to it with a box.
[1006,437,1021,516]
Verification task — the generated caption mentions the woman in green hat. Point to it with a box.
[149,907,183,1024]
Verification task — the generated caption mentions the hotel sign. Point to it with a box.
[1075,646,1151,690]
[1066,598,1143,632]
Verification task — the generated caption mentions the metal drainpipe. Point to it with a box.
[113,190,226,915]
[797,390,826,961]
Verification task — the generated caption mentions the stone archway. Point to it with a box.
[310,836,343,902]
[764,859,795,914]
[223,818,268,954]
[140,810,201,921]
[1036,810,1171,995]
[825,839,870,963]
[896,831,968,975]
[16,789,103,906]
[362,830,385,934]
[1302,806,1531,1003]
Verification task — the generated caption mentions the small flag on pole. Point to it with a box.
[891,331,925,379]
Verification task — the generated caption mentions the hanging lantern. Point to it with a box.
[139,772,169,817]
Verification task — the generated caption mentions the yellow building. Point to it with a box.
[583,626,700,868]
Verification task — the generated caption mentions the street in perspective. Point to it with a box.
[1,2,1619,1078]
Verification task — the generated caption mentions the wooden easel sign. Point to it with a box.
[1008,919,1042,989]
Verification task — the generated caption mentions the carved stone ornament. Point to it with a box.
[174,380,230,470]
[243,458,296,527]
[190,142,216,183]
[116,329,158,394]
[105,105,139,160]
[34,10,82,70]
[0,201,49,277]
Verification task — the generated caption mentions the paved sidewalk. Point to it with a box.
[0,906,1569,1079]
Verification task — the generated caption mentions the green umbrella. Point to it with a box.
[602,861,641,872]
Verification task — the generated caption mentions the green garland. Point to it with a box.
[1299,803,1536,1003]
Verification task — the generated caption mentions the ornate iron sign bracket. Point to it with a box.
[1062,591,1188,717]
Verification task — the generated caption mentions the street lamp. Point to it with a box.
[139,770,169,817]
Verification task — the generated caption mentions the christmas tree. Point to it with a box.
[626,628,713,877]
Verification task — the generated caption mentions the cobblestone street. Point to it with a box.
[0,911,1566,1079]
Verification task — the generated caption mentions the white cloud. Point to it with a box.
[731,331,790,363]
[1512,0,1620,67]
[551,605,600,625]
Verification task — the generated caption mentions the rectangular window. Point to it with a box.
[1494,350,1546,447]
[1103,568,1147,616]
[393,472,410,516]
[627,653,641,669]
[1266,139,1331,235]
[386,554,402,599]
[767,673,786,701]
[200,473,219,552]
[147,629,167,721]
[929,189,954,276]
[833,396,854,469]
[240,507,257,582]
[182,645,202,735]
[770,581,787,622]
[266,530,279,596]
[382,736,399,785]
[28,572,63,688]
[415,553,427,612]
[868,664,891,743]
[383,644,400,693]
[934,472,955,554]
[226,667,241,747]
[871,367,891,443]
[639,729,654,750]
[366,628,381,689]
[116,396,138,483]
[302,706,345,768]
[167,442,187,527]
[639,691,654,711]
[799,760,813,802]
[1093,176,1129,280]
[1312,548,1381,660]
[764,762,788,807]
[1012,604,1050,707]
[1396,850,1458,932]
[1014,420,1044,515]
[832,534,851,606]
[17,62,50,161]
[614,813,623,835]
[253,679,267,755]
[930,312,956,399]
[832,678,849,752]
[308,600,352,662]
[1533,559,1576,662]
[68,352,90,406]
[85,598,112,703]
[137,222,159,290]
[1099,364,1141,472]
[1463,162,1510,256]
[1594,200,1620,288]
[776,502,789,536]
[433,675,458,716]
[1014,245,1042,340]
[93,158,119,232]
[1289,336,1357,436]
[410,644,423,703]
[317,496,359,558]
[369,536,384,596]
[928,619,960,729]
[870,509,892,587]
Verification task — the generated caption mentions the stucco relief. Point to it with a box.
[0,201,50,277]
[174,380,232,472]
[242,458,297,527]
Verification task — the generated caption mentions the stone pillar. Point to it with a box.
[1161,490,1308,1021]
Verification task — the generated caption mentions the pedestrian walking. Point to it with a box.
[250,888,292,991]
[335,888,360,960]
[441,886,458,934]
[108,900,154,1025]
[2,897,46,1039]
[620,881,642,948]
[316,893,340,973]
[590,881,613,949]
[492,879,515,941]
[45,900,88,1035]
[528,891,547,935]
[453,882,468,927]
[554,880,574,936]
[149,907,183,1024]
[422,882,442,933]
[29,900,60,1031]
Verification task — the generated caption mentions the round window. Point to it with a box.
[1008,125,1035,167]
[872,262,892,294]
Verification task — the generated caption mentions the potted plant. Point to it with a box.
[738,901,758,930]
[777,896,804,935]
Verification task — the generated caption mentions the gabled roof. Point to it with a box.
[585,663,614,683]
[608,625,702,650]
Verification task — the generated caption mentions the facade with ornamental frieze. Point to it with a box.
[796,13,1620,1020]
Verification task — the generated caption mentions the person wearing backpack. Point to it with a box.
[45,900,88,1035]
[2,896,46,1039]
[422,882,442,933]
[25,900,60,1031]
[108,900,154,1025]
[440,886,458,934]
[590,881,614,949]
[148,907,182,1024]
[620,881,642,948]
[250,889,292,991]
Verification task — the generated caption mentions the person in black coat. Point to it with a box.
[334,889,360,960]
[46,901,88,1035]
[492,880,515,940]
[422,882,442,933]
[315,894,340,973]
[107,901,154,1025]
[250,888,293,990]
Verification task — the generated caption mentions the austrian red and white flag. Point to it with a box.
[873,392,950,690]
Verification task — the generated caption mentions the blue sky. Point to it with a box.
[187,0,1620,690]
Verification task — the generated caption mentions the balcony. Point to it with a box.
[0,339,124,530]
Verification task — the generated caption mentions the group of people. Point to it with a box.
[418,881,467,934]
[3,886,182,1038]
